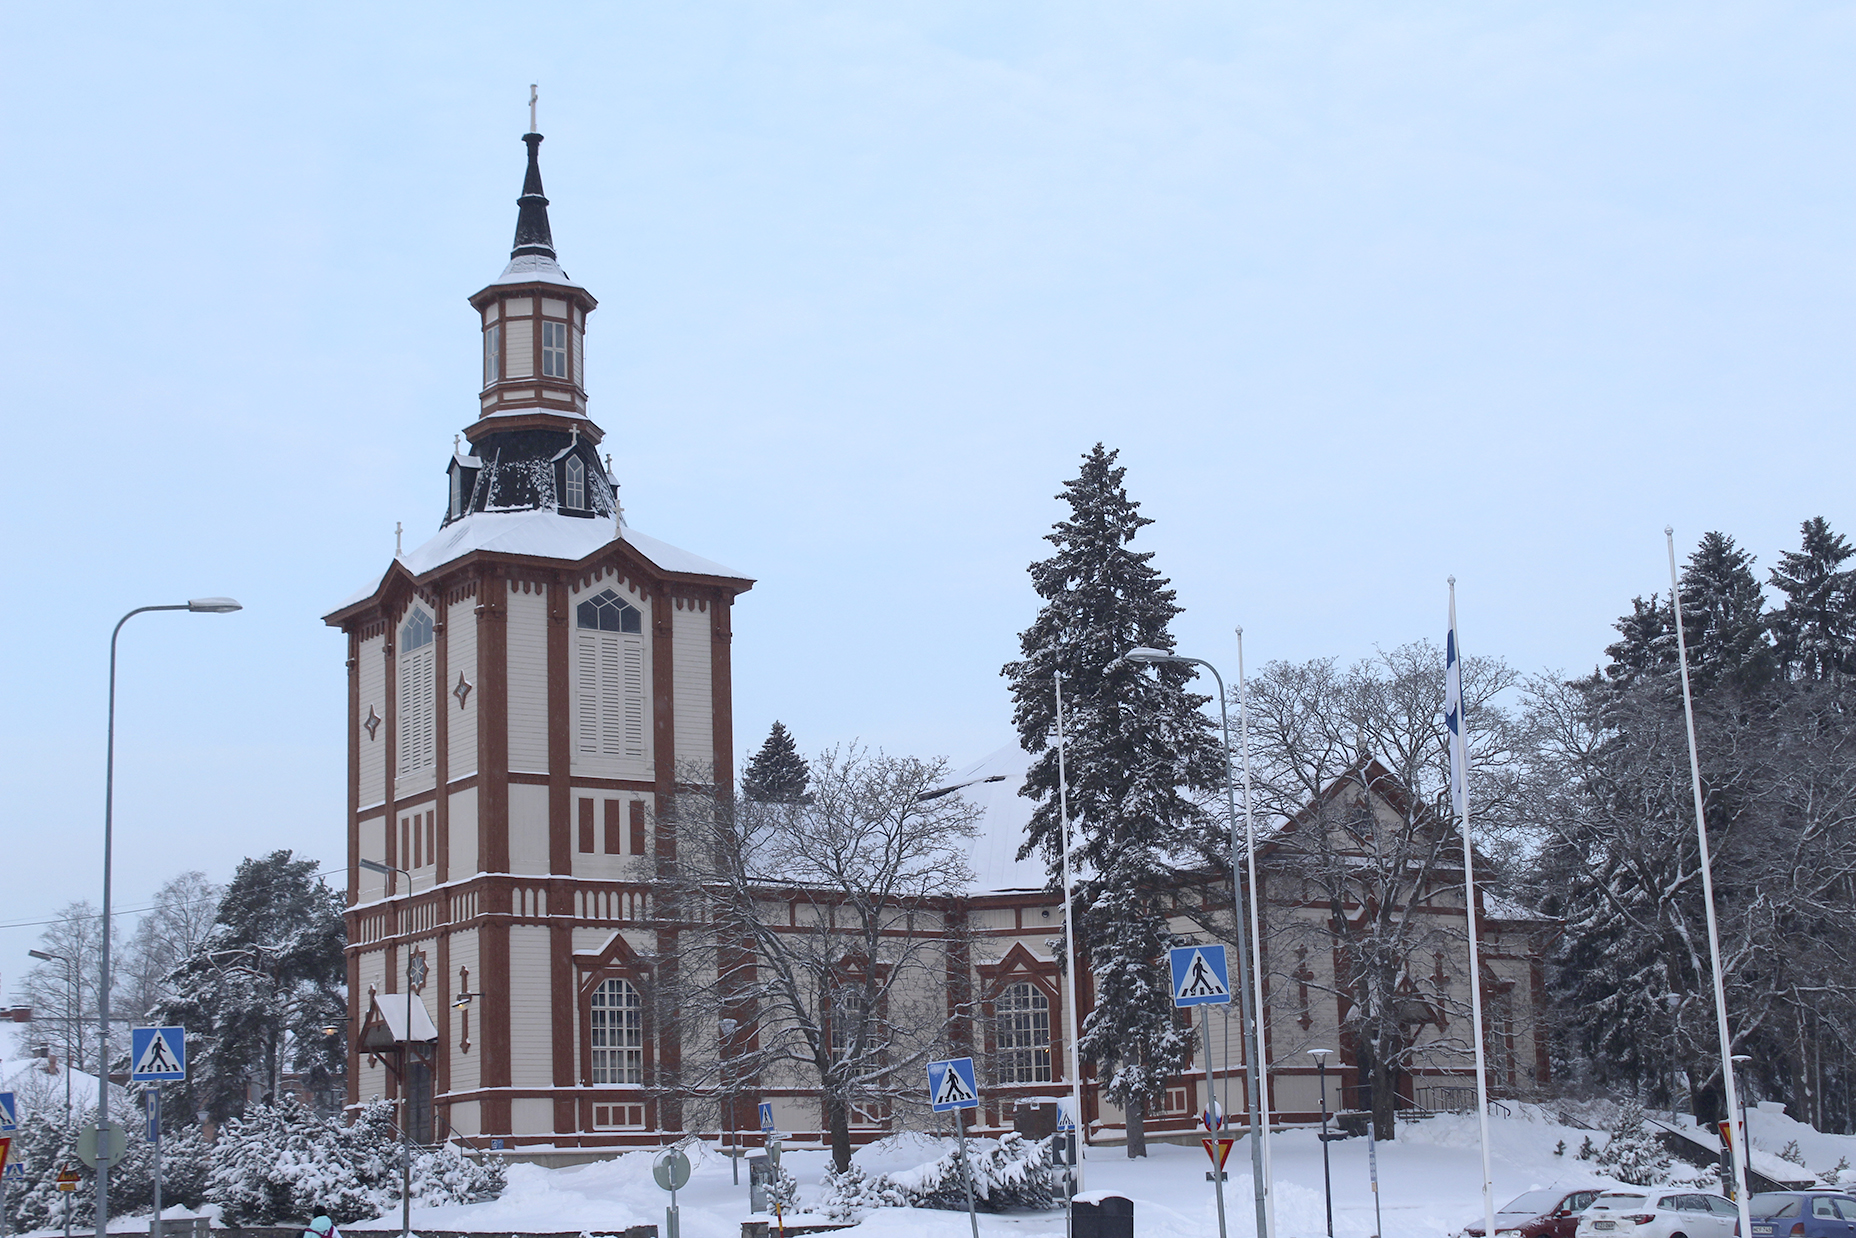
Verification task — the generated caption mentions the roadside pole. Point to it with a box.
[148,1089,162,1238]
[1366,1112,1383,1238]
[129,1026,186,1238]
[1169,944,1235,1238]
[927,1058,981,1238]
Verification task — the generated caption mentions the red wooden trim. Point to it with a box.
[384,619,399,895]
[629,800,646,857]
[710,594,734,798]
[579,798,595,854]
[602,799,621,855]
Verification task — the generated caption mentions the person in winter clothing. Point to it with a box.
[305,1210,340,1238]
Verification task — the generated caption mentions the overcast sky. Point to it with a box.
[2,3,1851,1016]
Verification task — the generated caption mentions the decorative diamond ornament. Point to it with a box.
[407,952,429,992]
[364,706,382,740]
[453,673,474,709]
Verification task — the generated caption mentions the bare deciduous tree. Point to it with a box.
[668,746,983,1171]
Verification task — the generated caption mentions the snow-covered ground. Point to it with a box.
[43,1102,1856,1238]
[338,1106,1669,1238]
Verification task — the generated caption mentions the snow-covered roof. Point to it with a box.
[368,992,439,1043]
[331,511,750,613]
[1,1056,117,1115]
[480,252,587,292]
[950,745,1052,895]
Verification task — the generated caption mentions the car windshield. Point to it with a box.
[1503,1192,1564,1216]
[1748,1197,1801,1218]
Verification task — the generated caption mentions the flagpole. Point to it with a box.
[1666,529,1754,1238]
[1236,628,1276,1238]
[1447,580,1497,1238]
[1055,672,1085,1191]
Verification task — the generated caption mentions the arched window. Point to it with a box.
[484,324,501,385]
[397,607,436,776]
[590,978,644,1085]
[563,456,586,510]
[575,590,645,760]
[995,982,1051,1083]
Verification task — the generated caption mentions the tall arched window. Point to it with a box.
[563,456,586,510]
[575,590,645,761]
[397,607,436,776]
[995,982,1052,1083]
[590,978,644,1084]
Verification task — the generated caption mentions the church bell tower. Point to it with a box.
[325,116,752,1148]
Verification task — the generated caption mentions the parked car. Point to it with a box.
[1463,1189,1605,1238]
[1743,1192,1856,1238]
[1575,1190,1740,1238]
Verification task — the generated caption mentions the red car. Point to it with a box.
[1463,1189,1605,1238]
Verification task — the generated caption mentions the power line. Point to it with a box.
[0,867,337,934]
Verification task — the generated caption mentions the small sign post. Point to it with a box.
[133,1026,186,1238]
[927,1058,981,1238]
[653,1147,691,1238]
[1172,944,1233,1238]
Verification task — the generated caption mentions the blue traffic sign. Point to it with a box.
[144,1090,161,1142]
[1,1162,23,1182]
[758,1102,775,1133]
[926,1057,979,1112]
[130,1026,187,1082]
[0,1092,16,1132]
[1169,945,1232,1008]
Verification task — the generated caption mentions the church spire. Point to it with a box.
[511,87,556,260]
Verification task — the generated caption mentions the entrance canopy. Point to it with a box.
[359,992,438,1051]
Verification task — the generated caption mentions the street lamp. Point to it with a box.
[1126,645,1272,1238]
[358,857,418,1238]
[1309,1049,1336,1238]
[29,948,74,1238]
[97,598,241,1238]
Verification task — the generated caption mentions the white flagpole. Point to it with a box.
[1055,671,1086,1190]
[1236,628,1276,1238]
[1666,528,1754,1238]
[1448,579,1498,1238]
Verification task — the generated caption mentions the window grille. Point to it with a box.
[590,978,644,1085]
[995,982,1052,1083]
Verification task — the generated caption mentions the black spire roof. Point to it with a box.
[511,132,556,259]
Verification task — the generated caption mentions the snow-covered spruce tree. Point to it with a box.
[743,721,810,803]
[1677,531,1776,695]
[152,850,346,1122]
[1594,1101,1671,1186]
[1002,443,1221,1157]
[1769,517,1856,684]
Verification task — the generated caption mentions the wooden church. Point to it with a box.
[326,124,1555,1154]
[324,123,753,1146]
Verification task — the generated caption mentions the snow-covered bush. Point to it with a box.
[206,1096,502,1225]
[1781,1140,1807,1166]
[1823,1157,1849,1186]
[884,1133,1058,1212]
[811,1161,908,1222]
[1595,1102,1672,1186]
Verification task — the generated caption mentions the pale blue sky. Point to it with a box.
[2,3,1852,998]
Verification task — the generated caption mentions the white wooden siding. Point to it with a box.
[507,783,550,875]
[358,634,385,806]
[506,589,548,772]
[447,597,478,779]
[447,789,478,877]
[672,604,712,777]
[448,929,481,1096]
[510,1097,553,1136]
[358,816,389,902]
[508,927,553,1088]
[503,318,534,378]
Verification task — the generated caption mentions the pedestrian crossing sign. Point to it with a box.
[759,1102,776,1133]
[1170,944,1232,1007]
[926,1057,979,1112]
[0,1091,16,1133]
[130,1026,187,1082]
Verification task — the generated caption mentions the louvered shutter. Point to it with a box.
[575,633,599,753]
[622,635,645,758]
[598,634,625,755]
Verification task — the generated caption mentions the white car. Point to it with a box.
[1576,1190,1741,1238]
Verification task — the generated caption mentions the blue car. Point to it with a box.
[1743,1192,1856,1238]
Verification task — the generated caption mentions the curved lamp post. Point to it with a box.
[97,598,241,1238]
[1126,645,1271,1238]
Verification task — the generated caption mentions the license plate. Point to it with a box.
[1752,1228,1773,1236]
[1593,1223,1616,1231]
